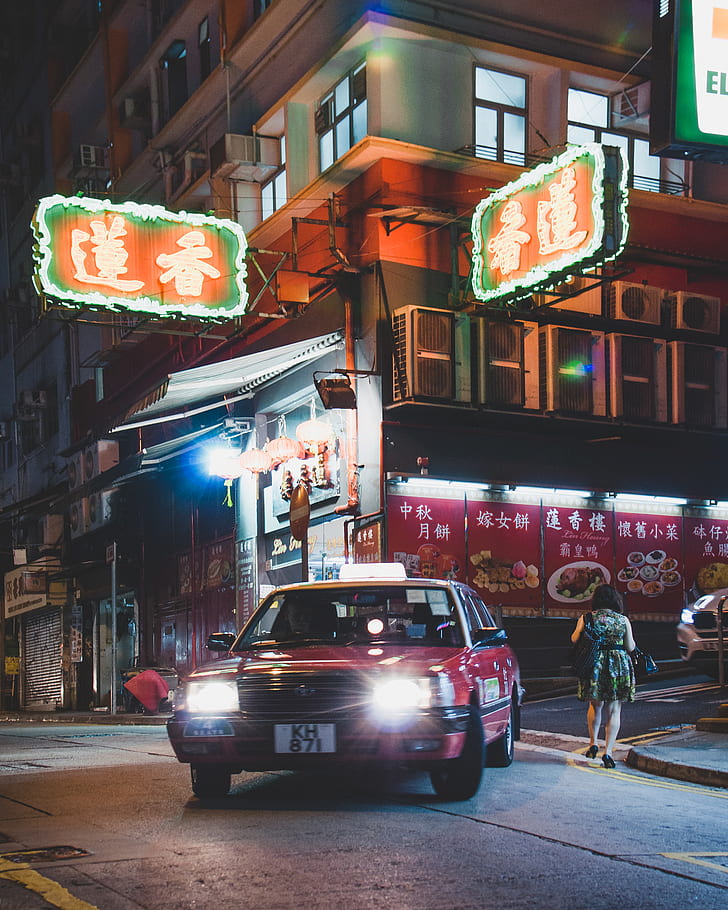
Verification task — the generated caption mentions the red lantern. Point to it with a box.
[296,417,334,453]
[238,447,273,474]
[265,435,305,466]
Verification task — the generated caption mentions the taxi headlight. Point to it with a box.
[371,676,455,716]
[181,680,238,713]
[680,607,696,624]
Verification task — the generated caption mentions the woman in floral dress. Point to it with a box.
[570,584,636,768]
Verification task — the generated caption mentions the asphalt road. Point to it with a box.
[0,700,727,909]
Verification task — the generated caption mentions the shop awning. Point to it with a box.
[112,331,344,431]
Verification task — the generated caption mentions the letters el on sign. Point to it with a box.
[31,195,249,320]
[470,143,629,305]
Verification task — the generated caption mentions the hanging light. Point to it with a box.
[238,447,273,475]
[206,444,245,507]
[296,400,335,454]
[265,415,305,466]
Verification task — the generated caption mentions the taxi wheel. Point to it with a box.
[430,705,484,801]
[191,764,231,798]
[486,704,515,768]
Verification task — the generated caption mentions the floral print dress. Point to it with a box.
[576,608,635,702]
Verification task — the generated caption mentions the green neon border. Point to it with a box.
[674,0,728,147]
[470,143,629,304]
[31,194,249,320]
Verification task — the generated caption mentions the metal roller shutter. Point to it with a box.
[23,609,63,709]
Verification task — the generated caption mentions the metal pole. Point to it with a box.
[111,541,117,714]
[718,594,726,688]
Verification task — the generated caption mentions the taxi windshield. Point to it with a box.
[236,585,465,649]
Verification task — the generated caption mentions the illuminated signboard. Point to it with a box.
[31,195,248,319]
[470,144,628,304]
[651,0,728,161]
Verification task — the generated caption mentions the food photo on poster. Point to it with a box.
[466,499,542,605]
[542,504,614,612]
[612,511,683,615]
[386,492,467,581]
[684,516,728,599]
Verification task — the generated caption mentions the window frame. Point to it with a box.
[315,62,367,173]
[473,64,528,166]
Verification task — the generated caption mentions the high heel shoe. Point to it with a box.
[602,754,616,769]
[585,745,598,759]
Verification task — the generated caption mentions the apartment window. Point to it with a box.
[473,66,527,165]
[316,63,367,172]
[198,17,211,82]
[262,136,287,220]
[159,39,188,119]
[567,87,686,195]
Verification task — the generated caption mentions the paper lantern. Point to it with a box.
[238,447,273,474]
[296,417,334,453]
[265,435,305,466]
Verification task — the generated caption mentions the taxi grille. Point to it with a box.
[236,673,368,721]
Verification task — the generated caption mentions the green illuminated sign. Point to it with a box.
[31,195,249,320]
[471,144,629,304]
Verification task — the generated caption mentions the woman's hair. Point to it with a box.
[591,583,624,614]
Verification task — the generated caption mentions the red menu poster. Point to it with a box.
[466,499,542,606]
[543,504,613,613]
[387,493,466,580]
[684,515,728,602]
[613,511,683,616]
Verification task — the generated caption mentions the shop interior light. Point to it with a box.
[509,485,592,498]
[613,493,688,506]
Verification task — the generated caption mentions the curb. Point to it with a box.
[0,712,168,725]
[626,745,728,790]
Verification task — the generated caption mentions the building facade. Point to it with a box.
[2,0,728,709]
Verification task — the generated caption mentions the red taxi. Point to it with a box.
[167,564,522,801]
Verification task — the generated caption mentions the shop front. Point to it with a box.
[385,479,728,622]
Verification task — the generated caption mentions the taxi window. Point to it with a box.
[461,590,495,629]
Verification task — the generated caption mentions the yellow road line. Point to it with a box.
[0,859,99,910]
[566,746,728,798]
[661,853,728,875]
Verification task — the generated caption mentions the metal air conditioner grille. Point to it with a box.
[481,321,524,407]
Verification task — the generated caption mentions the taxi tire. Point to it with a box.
[191,764,231,798]
[429,705,484,801]
[486,702,515,768]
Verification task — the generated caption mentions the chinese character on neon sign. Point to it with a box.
[31,195,248,319]
[470,144,629,304]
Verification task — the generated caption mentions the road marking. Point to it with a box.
[566,745,728,798]
[661,853,728,876]
[635,682,720,701]
[0,858,99,910]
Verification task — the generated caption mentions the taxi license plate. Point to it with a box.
[274,723,336,753]
[184,719,234,737]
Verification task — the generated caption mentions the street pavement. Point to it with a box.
[1,680,726,789]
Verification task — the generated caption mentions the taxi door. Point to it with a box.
[460,589,510,742]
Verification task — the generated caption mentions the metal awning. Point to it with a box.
[112,331,344,431]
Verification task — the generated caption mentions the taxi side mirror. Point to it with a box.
[472,627,507,647]
[207,632,236,651]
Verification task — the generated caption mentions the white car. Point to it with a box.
[677,588,728,677]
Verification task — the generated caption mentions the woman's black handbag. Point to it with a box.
[631,646,658,676]
[571,613,603,678]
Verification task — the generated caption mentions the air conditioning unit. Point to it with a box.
[671,291,721,334]
[67,452,84,491]
[69,499,89,539]
[41,513,64,551]
[533,276,602,315]
[83,440,119,483]
[78,144,107,169]
[612,82,650,125]
[670,341,728,428]
[392,306,467,403]
[19,389,47,408]
[477,320,539,409]
[87,490,114,532]
[119,94,149,129]
[541,325,606,415]
[607,282,663,325]
[608,334,668,422]
[209,133,280,181]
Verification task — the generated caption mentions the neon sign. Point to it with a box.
[31,195,248,319]
[471,144,629,304]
